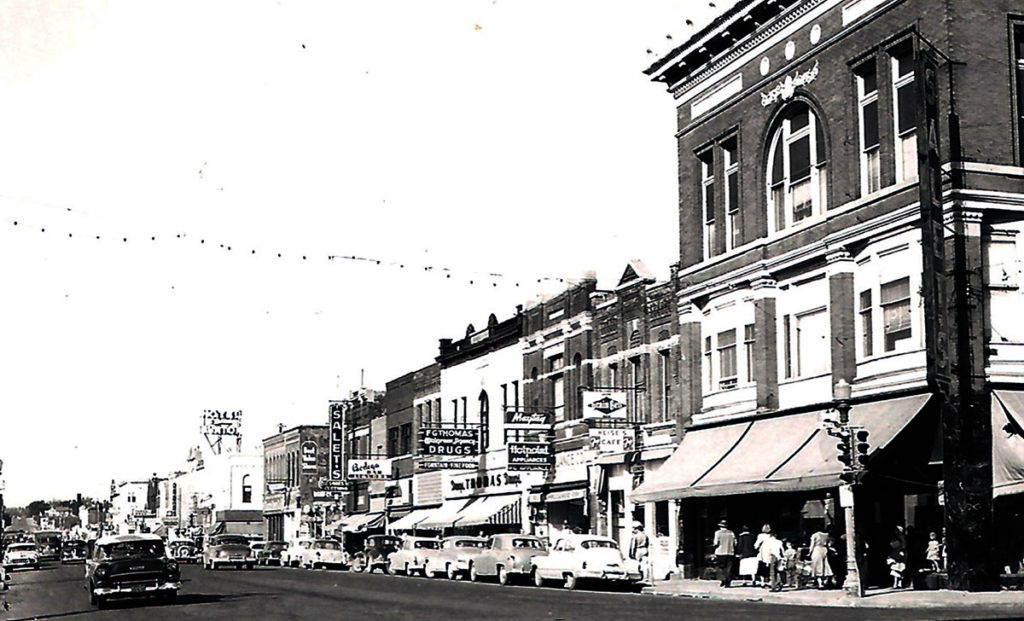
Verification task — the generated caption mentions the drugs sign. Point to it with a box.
[419,428,479,457]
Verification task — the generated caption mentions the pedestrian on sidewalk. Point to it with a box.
[713,520,736,588]
[735,525,756,585]
[762,531,785,592]
[809,529,833,589]
[783,539,799,589]
[888,530,907,589]
[925,532,941,572]
[629,521,650,582]
[754,524,773,588]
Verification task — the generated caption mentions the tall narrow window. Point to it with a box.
[723,139,740,251]
[629,357,645,422]
[700,150,716,259]
[461,396,468,426]
[512,381,520,411]
[704,336,713,390]
[881,277,912,351]
[658,349,671,421]
[856,62,881,194]
[609,362,619,388]
[859,290,874,357]
[766,103,828,232]
[400,423,412,455]
[717,329,737,390]
[242,474,252,504]
[478,391,489,450]
[451,399,459,425]
[782,314,793,379]
[552,375,565,422]
[1015,26,1024,165]
[743,323,755,383]
[892,47,918,183]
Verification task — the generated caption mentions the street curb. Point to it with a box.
[640,585,1024,609]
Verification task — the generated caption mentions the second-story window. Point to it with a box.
[700,150,716,259]
[703,335,713,391]
[400,423,412,455]
[723,139,740,251]
[717,329,737,390]
[766,103,828,233]
[743,324,755,383]
[856,62,881,194]
[881,276,912,351]
[388,427,399,457]
[892,47,918,184]
[859,290,874,357]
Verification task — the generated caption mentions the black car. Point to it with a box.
[61,540,88,564]
[355,535,403,573]
[84,534,180,608]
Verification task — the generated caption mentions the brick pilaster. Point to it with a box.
[827,248,856,387]
[752,274,778,412]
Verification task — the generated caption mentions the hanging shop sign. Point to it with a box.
[328,402,345,481]
[201,409,242,437]
[507,442,552,472]
[301,441,318,472]
[419,427,480,457]
[347,458,392,480]
[588,427,637,454]
[419,460,477,471]
[582,391,628,420]
[320,479,349,492]
[504,410,554,427]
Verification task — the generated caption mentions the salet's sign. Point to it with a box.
[347,458,391,480]
[419,427,479,457]
[582,391,627,419]
[328,402,345,481]
[507,442,552,471]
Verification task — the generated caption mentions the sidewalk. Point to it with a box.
[641,577,1024,608]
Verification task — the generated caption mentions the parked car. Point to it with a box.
[427,536,489,580]
[471,534,549,584]
[61,539,89,564]
[353,534,402,573]
[256,541,288,566]
[281,539,313,568]
[84,534,180,608]
[202,534,256,570]
[386,536,442,576]
[299,539,349,570]
[531,534,641,590]
[3,542,40,571]
[168,539,199,564]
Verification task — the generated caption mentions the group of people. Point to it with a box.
[713,522,838,591]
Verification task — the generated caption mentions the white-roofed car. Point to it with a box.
[84,534,180,608]
[386,536,441,576]
[202,534,256,570]
[531,534,641,590]
[281,539,313,568]
[299,539,349,570]
[3,542,40,571]
[430,536,489,580]
[471,534,548,585]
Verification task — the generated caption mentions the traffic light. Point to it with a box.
[840,470,866,485]
[854,429,870,467]
[836,434,852,468]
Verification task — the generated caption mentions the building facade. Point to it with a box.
[262,425,328,542]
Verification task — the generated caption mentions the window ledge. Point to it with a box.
[857,346,924,364]
[778,371,831,387]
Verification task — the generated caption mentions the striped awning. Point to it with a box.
[453,494,521,527]
[389,507,437,531]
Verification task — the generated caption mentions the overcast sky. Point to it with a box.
[0,0,731,506]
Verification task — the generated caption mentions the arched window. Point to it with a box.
[242,474,252,504]
[478,390,489,451]
[766,102,828,233]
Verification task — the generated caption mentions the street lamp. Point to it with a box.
[831,380,863,598]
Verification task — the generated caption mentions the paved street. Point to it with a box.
[4,563,1024,621]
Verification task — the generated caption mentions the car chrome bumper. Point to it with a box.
[577,569,640,581]
[94,581,181,596]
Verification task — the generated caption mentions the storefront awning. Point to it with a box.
[453,494,521,527]
[415,498,474,530]
[993,391,1024,497]
[334,512,384,534]
[388,507,436,531]
[633,394,931,503]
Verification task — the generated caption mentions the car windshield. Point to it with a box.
[580,540,617,550]
[511,538,545,550]
[453,540,486,548]
[9,543,35,551]
[315,541,341,550]
[103,541,165,559]
[215,536,249,546]
[268,542,288,551]
[414,541,440,549]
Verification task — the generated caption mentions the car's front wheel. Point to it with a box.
[446,564,458,580]
[533,568,545,587]
[563,573,577,590]
[469,563,480,582]
[498,565,510,586]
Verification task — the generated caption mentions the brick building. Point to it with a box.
[633,0,1024,590]
[262,425,328,542]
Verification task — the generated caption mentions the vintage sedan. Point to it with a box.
[471,534,548,585]
[3,542,40,571]
[353,534,402,573]
[532,534,641,590]
[84,534,180,608]
[202,534,256,570]
[168,538,200,564]
[386,536,442,576]
[299,539,349,570]
[426,536,489,580]
[61,539,89,564]
[256,541,288,566]
[281,539,313,568]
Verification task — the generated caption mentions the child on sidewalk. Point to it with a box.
[783,540,799,588]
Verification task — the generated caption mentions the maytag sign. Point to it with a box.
[504,410,554,427]
[582,391,628,419]
[347,458,391,480]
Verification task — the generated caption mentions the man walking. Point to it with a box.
[629,521,650,582]
[763,531,785,592]
[714,520,736,588]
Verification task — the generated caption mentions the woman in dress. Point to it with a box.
[809,529,833,589]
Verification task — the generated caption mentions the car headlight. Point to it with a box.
[95,566,108,578]
[166,560,179,572]
[218,550,229,558]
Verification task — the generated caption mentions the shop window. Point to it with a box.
[743,324,755,383]
[717,328,738,390]
[700,150,716,259]
[892,46,918,183]
[856,61,881,194]
[988,237,1020,288]
[723,138,740,251]
[766,102,828,232]
[859,289,874,357]
[881,277,912,351]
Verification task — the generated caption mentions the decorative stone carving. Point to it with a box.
[760,61,819,107]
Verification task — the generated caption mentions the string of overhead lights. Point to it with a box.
[0,208,582,290]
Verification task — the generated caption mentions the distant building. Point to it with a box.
[262,425,327,542]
